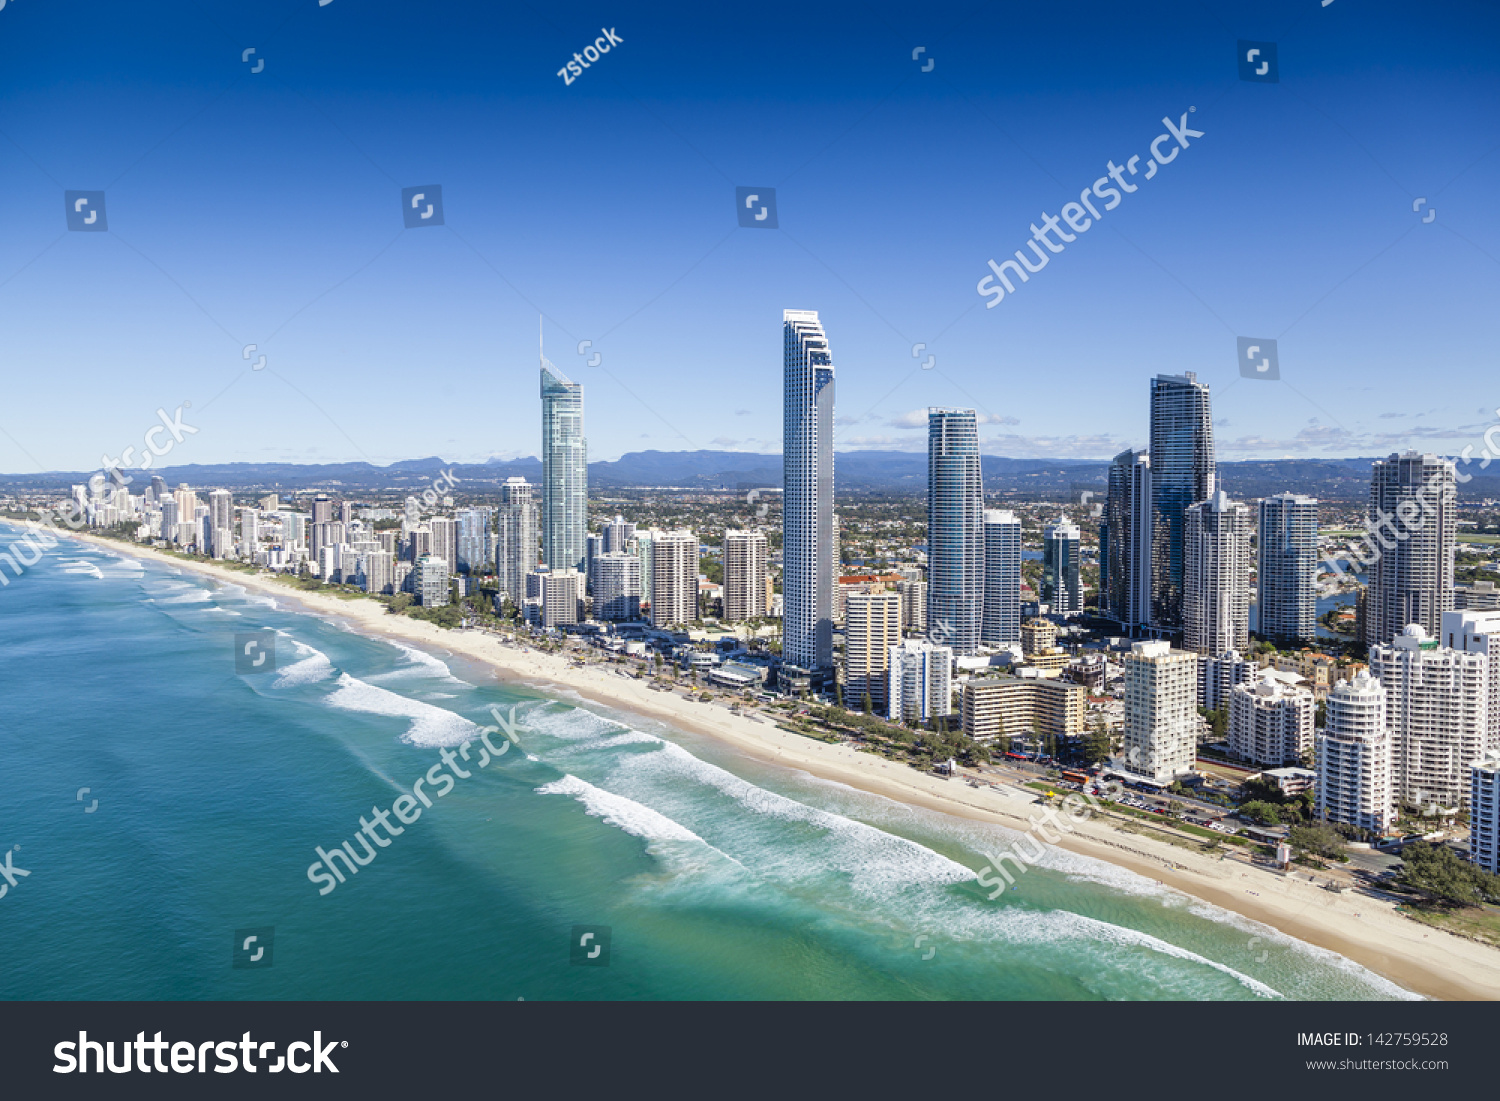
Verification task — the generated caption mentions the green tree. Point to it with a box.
[1240,801,1282,825]
[1399,843,1500,906]
[1288,823,1345,862]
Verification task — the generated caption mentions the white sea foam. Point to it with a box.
[325,673,482,747]
[61,563,104,579]
[369,641,473,688]
[272,637,336,688]
[160,589,211,604]
[536,774,705,844]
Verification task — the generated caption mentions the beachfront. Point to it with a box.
[67,530,1500,1001]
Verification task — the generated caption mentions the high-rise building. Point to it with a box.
[239,507,259,560]
[360,550,394,595]
[1257,493,1319,644]
[1471,750,1500,874]
[456,508,493,574]
[1228,673,1314,767]
[645,529,698,627]
[592,552,642,621]
[927,408,983,655]
[602,515,636,554]
[584,532,604,592]
[1121,641,1199,783]
[429,517,457,576]
[1042,516,1083,617]
[1102,448,1152,629]
[1315,672,1394,835]
[311,495,334,526]
[1369,624,1492,814]
[496,477,536,605]
[1441,608,1500,749]
[722,529,769,623]
[1183,491,1251,656]
[159,498,179,543]
[1364,452,1456,649]
[844,590,902,714]
[981,510,1021,646]
[1148,373,1215,631]
[174,486,199,548]
[415,555,450,607]
[527,567,582,629]
[1198,649,1251,712]
[782,309,836,680]
[541,356,587,574]
[1455,581,1500,611]
[888,639,953,723]
[896,577,927,633]
[208,489,233,559]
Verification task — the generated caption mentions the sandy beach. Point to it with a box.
[64,531,1500,1001]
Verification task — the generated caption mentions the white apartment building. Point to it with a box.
[1369,624,1492,814]
[1121,640,1199,783]
[1228,673,1314,768]
[1315,671,1394,834]
[844,590,902,714]
[722,529,769,623]
[888,639,952,723]
[415,555,450,607]
[1183,491,1251,656]
[645,529,698,627]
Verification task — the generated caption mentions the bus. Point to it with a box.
[1061,769,1089,785]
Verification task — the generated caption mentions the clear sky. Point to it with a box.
[1,0,1496,473]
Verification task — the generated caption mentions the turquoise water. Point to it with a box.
[0,526,1413,1000]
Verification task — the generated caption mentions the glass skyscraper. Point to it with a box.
[782,309,836,678]
[1103,448,1152,628]
[1148,372,1215,631]
[541,360,587,574]
[981,509,1021,646]
[1043,516,1083,616]
[1257,492,1319,644]
[927,408,983,656]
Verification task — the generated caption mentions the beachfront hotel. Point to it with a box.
[927,407,984,655]
[888,638,953,723]
[1364,452,1456,649]
[1148,373,1215,632]
[496,476,537,606]
[781,309,836,686]
[844,589,902,714]
[722,528,770,623]
[961,676,1085,744]
[1315,671,1394,834]
[1227,672,1314,768]
[1121,640,1199,783]
[541,355,588,575]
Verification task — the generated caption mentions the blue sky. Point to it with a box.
[1,0,1497,472]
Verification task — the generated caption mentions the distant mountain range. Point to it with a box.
[4,451,1497,501]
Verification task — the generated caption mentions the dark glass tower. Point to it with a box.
[927,408,983,655]
[1148,373,1215,631]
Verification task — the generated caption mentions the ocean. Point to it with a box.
[0,525,1414,1001]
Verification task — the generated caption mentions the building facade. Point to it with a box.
[1148,373,1215,631]
[981,509,1021,646]
[782,309,836,680]
[1315,671,1394,834]
[722,528,770,623]
[541,361,587,574]
[1121,640,1199,783]
[1364,452,1456,649]
[1228,674,1314,767]
[1042,516,1082,617]
[1257,492,1319,644]
[844,590,902,714]
[927,408,984,655]
[1102,448,1152,629]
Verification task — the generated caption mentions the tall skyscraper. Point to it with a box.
[1183,491,1252,656]
[496,477,537,605]
[541,341,587,574]
[782,309,836,680]
[429,516,457,576]
[208,489,233,559]
[456,507,493,574]
[1042,516,1083,617]
[1148,372,1215,631]
[1316,671,1394,835]
[1121,641,1198,782]
[1257,492,1319,644]
[239,507,259,560]
[927,408,983,655]
[1102,448,1152,629]
[1364,452,1456,649]
[722,529,769,623]
[981,509,1021,646]
[844,590,902,714]
[645,528,699,627]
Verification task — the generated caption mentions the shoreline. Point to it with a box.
[58,530,1500,1001]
